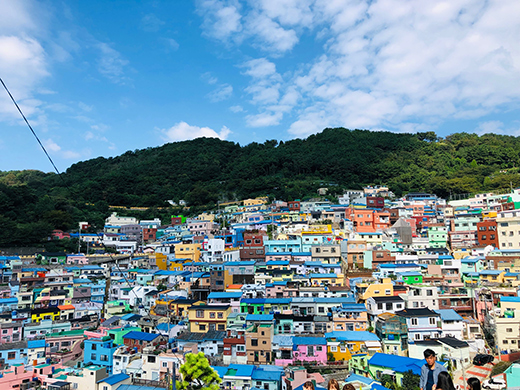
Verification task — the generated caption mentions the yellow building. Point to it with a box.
[309,273,345,287]
[31,307,61,323]
[155,252,168,270]
[188,304,232,333]
[243,198,266,207]
[479,270,506,284]
[356,278,393,303]
[326,331,382,361]
[174,243,201,262]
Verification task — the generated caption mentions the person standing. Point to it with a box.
[420,349,448,390]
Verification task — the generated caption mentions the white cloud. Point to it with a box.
[44,138,61,152]
[0,35,49,119]
[207,84,233,102]
[161,121,232,142]
[242,58,278,79]
[141,13,165,32]
[198,0,520,136]
[201,72,219,84]
[246,111,283,127]
[475,120,520,136]
[78,102,93,112]
[96,42,129,84]
[230,105,244,113]
[197,0,243,42]
[163,38,180,51]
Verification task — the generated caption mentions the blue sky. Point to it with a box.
[1,0,520,172]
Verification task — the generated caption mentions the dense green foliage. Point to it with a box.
[2,128,520,247]
[176,352,221,390]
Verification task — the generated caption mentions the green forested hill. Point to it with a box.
[1,128,520,246]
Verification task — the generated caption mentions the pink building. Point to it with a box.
[0,323,22,344]
[67,254,89,265]
[275,337,327,366]
[188,220,215,236]
[265,254,292,261]
[0,363,63,389]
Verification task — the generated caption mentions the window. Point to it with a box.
[426,290,433,296]
[429,317,436,325]
[506,328,513,333]
[92,344,97,351]
[8,352,16,360]
[199,325,206,331]
[414,334,421,340]
[217,312,223,318]
[162,362,168,368]
[196,310,204,318]
[209,312,216,318]
[100,355,109,362]
[411,318,418,325]
[331,346,337,352]
[91,353,96,360]
[251,339,258,346]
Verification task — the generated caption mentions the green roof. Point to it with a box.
[47,329,85,337]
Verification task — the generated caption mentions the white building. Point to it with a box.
[105,212,138,226]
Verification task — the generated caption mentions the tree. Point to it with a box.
[401,370,420,390]
[176,352,221,390]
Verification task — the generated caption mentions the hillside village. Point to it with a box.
[2,186,520,389]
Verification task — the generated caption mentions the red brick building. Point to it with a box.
[477,220,498,247]
[288,200,301,212]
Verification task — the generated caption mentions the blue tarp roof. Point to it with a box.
[251,369,283,381]
[435,309,464,321]
[246,314,273,321]
[208,292,243,299]
[501,296,520,303]
[325,331,380,341]
[293,337,326,345]
[123,331,159,341]
[99,373,130,385]
[369,353,426,375]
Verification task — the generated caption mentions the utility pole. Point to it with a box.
[101,272,111,320]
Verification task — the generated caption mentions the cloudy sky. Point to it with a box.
[1,0,520,171]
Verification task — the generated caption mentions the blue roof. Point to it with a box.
[208,292,243,299]
[293,337,326,345]
[228,364,255,377]
[224,261,256,266]
[241,299,266,304]
[398,271,422,277]
[500,296,520,303]
[325,331,380,342]
[28,339,46,348]
[309,273,337,278]
[266,261,290,265]
[379,263,420,268]
[252,369,283,381]
[369,353,426,375]
[505,272,520,277]
[99,373,130,385]
[480,270,503,275]
[123,331,159,341]
[212,366,229,378]
[345,374,376,385]
[435,309,463,321]
[246,314,273,321]
[0,298,18,304]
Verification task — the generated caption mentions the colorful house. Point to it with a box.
[325,331,382,361]
[188,304,231,332]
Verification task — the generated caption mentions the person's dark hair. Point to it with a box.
[467,377,481,390]
[423,349,436,359]
[342,385,355,390]
[327,379,339,390]
[436,371,456,390]
[304,381,315,390]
